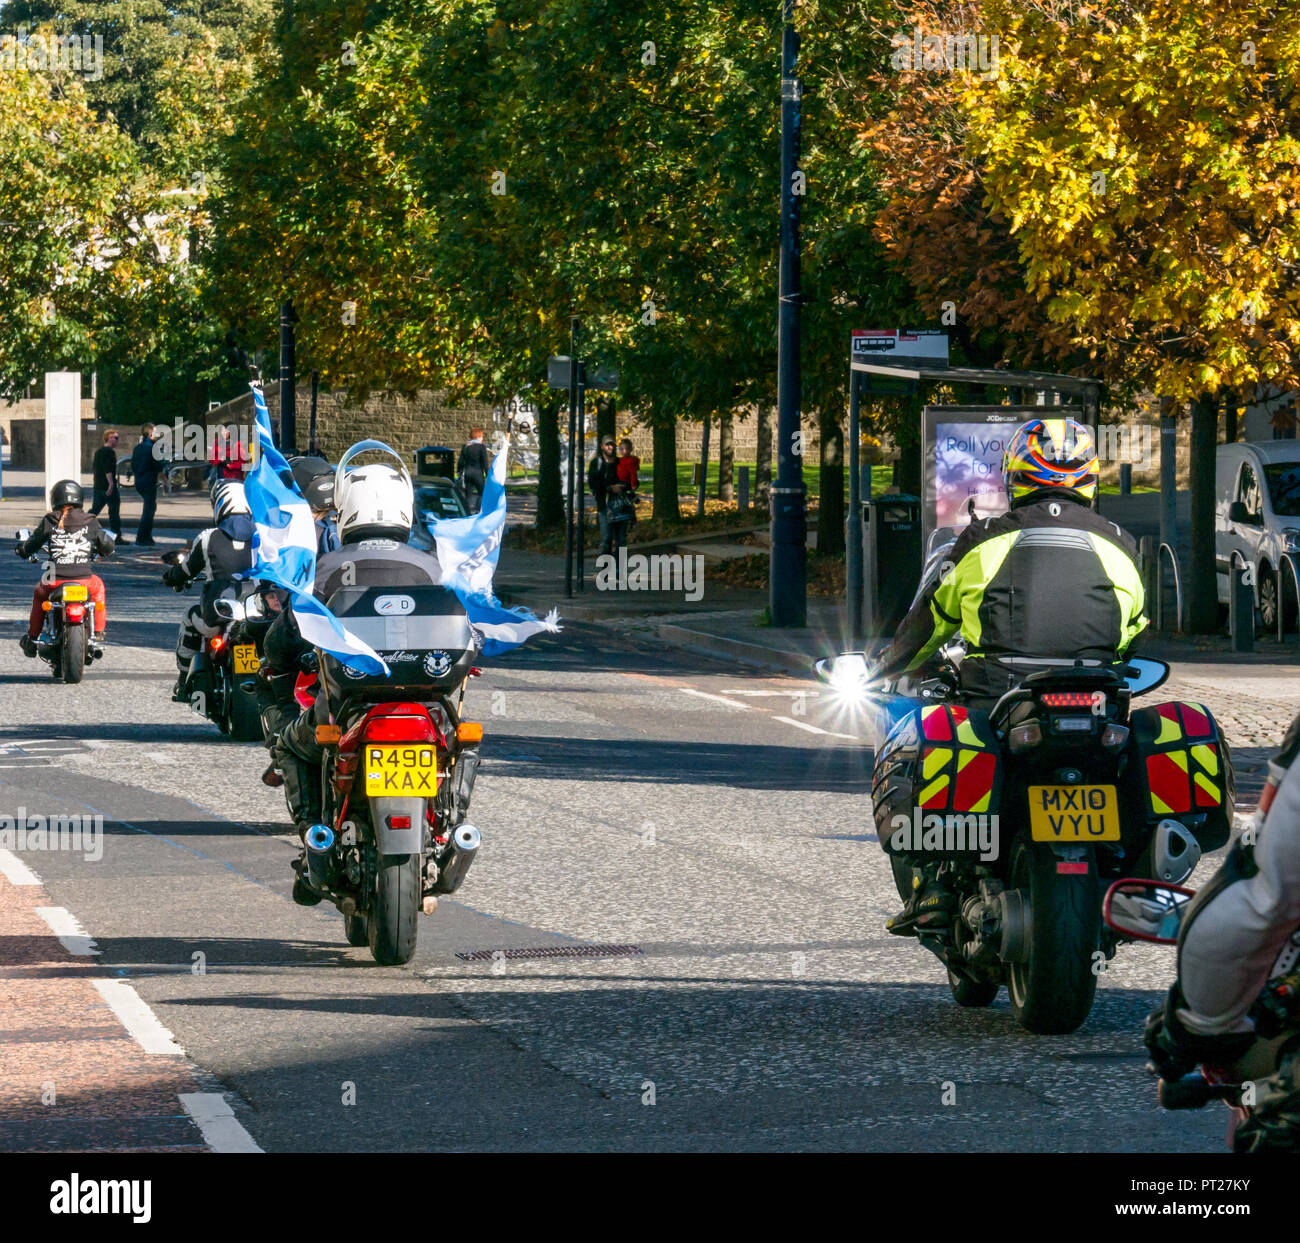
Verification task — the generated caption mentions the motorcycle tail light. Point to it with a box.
[1101,723,1130,751]
[1008,721,1043,753]
[1039,691,1096,707]
[388,815,411,829]
[366,715,433,743]
[209,635,225,652]
[65,604,85,622]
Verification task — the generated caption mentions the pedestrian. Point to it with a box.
[208,422,246,484]
[458,427,489,515]
[131,423,163,547]
[588,434,630,554]
[616,437,640,491]
[89,428,129,544]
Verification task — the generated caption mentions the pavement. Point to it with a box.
[0,477,1296,1154]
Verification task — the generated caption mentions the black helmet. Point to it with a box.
[289,455,335,510]
[50,479,83,509]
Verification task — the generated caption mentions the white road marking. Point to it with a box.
[679,688,755,711]
[145,751,176,764]
[722,689,822,697]
[84,739,111,749]
[179,1092,264,1153]
[36,905,101,955]
[773,715,862,741]
[0,848,41,885]
[93,979,185,1056]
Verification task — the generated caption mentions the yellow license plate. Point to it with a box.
[1029,784,1121,842]
[364,745,437,796]
[233,644,260,673]
[62,584,88,601]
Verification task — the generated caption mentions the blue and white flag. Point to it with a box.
[243,383,389,676]
[422,438,560,657]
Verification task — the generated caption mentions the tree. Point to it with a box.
[965,0,1300,630]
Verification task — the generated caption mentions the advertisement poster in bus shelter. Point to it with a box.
[922,406,1095,551]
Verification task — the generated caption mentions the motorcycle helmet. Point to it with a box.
[49,479,83,509]
[335,441,413,543]
[1002,417,1099,505]
[289,455,335,512]
[213,480,251,520]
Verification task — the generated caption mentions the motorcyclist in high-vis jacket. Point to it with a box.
[877,418,1148,935]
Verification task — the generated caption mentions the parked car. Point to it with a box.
[1215,440,1300,631]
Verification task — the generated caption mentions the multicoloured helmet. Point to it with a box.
[1002,417,1098,504]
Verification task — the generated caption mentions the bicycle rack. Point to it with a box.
[1157,542,1183,634]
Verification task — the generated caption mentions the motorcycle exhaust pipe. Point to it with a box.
[453,747,481,820]
[433,823,480,894]
[1151,819,1202,884]
[304,823,337,892]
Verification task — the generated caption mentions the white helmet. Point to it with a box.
[213,481,250,520]
[335,441,413,544]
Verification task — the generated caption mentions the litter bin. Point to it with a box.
[415,445,456,480]
[867,494,922,637]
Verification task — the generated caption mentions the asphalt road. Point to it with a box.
[0,536,1228,1153]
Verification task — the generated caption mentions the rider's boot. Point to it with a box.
[19,635,37,658]
[887,864,957,937]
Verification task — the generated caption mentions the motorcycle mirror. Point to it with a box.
[1102,878,1195,945]
[1121,657,1170,696]
[160,549,187,566]
[212,598,245,621]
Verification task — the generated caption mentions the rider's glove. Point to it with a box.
[298,650,319,675]
[162,564,189,591]
[1144,985,1256,1082]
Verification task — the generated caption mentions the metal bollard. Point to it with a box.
[1119,463,1131,495]
[1230,560,1254,653]
[737,465,750,512]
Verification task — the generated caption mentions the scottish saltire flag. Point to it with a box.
[422,438,560,657]
[242,383,389,676]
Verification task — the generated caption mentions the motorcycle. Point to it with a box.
[1104,877,1300,1151]
[289,582,485,966]
[14,528,106,683]
[816,648,1234,1034]
[162,548,274,741]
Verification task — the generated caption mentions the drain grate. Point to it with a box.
[455,943,644,963]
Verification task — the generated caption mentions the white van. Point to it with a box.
[1216,441,1300,630]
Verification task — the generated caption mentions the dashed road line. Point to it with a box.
[179,1093,264,1153]
[773,715,862,741]
[0,848,41,885]
[35,905,100,956]
[92,979,185,1056]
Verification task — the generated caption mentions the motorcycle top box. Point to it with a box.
[320,584,476,694]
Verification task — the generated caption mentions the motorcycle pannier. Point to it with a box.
[1128,701,1234,852]
[320,584,477,694]
[872,703,1003,856]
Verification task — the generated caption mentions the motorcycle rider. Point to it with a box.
[261,458,445,896]
[289,455,340,554]
[876,417,1148,935]
[1144,714,1300,1146]
[163,481,256,702]
[16,480,115,657]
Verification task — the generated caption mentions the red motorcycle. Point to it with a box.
[289,584,485,965]
[15,530,104,683]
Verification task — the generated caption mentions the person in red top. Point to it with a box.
[208,423,247,483]
[616,438,640,490]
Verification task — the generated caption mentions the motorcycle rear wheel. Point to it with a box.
[368,853,420,966]
[61,625,86,684]
[1006,838,1100,1035]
